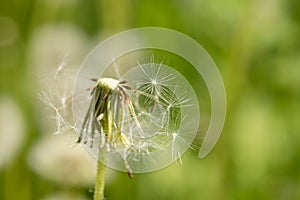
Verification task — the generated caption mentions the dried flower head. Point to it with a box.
[75,62,199,173]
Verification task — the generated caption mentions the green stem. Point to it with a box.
[94,97,110,200]
[93,80,116,200]
[94,158,106,200]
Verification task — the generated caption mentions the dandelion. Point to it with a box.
[72,61,199,199]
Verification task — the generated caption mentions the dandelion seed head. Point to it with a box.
[72,53,200,173]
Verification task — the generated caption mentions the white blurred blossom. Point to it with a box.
[27,133,97,187]
[0,97,25,170]
[42,192,89,200]
[28,24,88,79]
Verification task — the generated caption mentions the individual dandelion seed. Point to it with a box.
[37,64,77,136]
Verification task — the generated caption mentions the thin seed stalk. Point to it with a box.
[94,91,112,200]
[94,154,106,200]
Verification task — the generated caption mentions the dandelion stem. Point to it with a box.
[93,78,118,200]
[94,154,106,200]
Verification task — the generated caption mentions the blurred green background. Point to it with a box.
[1,0,300,200]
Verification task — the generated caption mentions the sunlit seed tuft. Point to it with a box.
[97,78,119,90]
